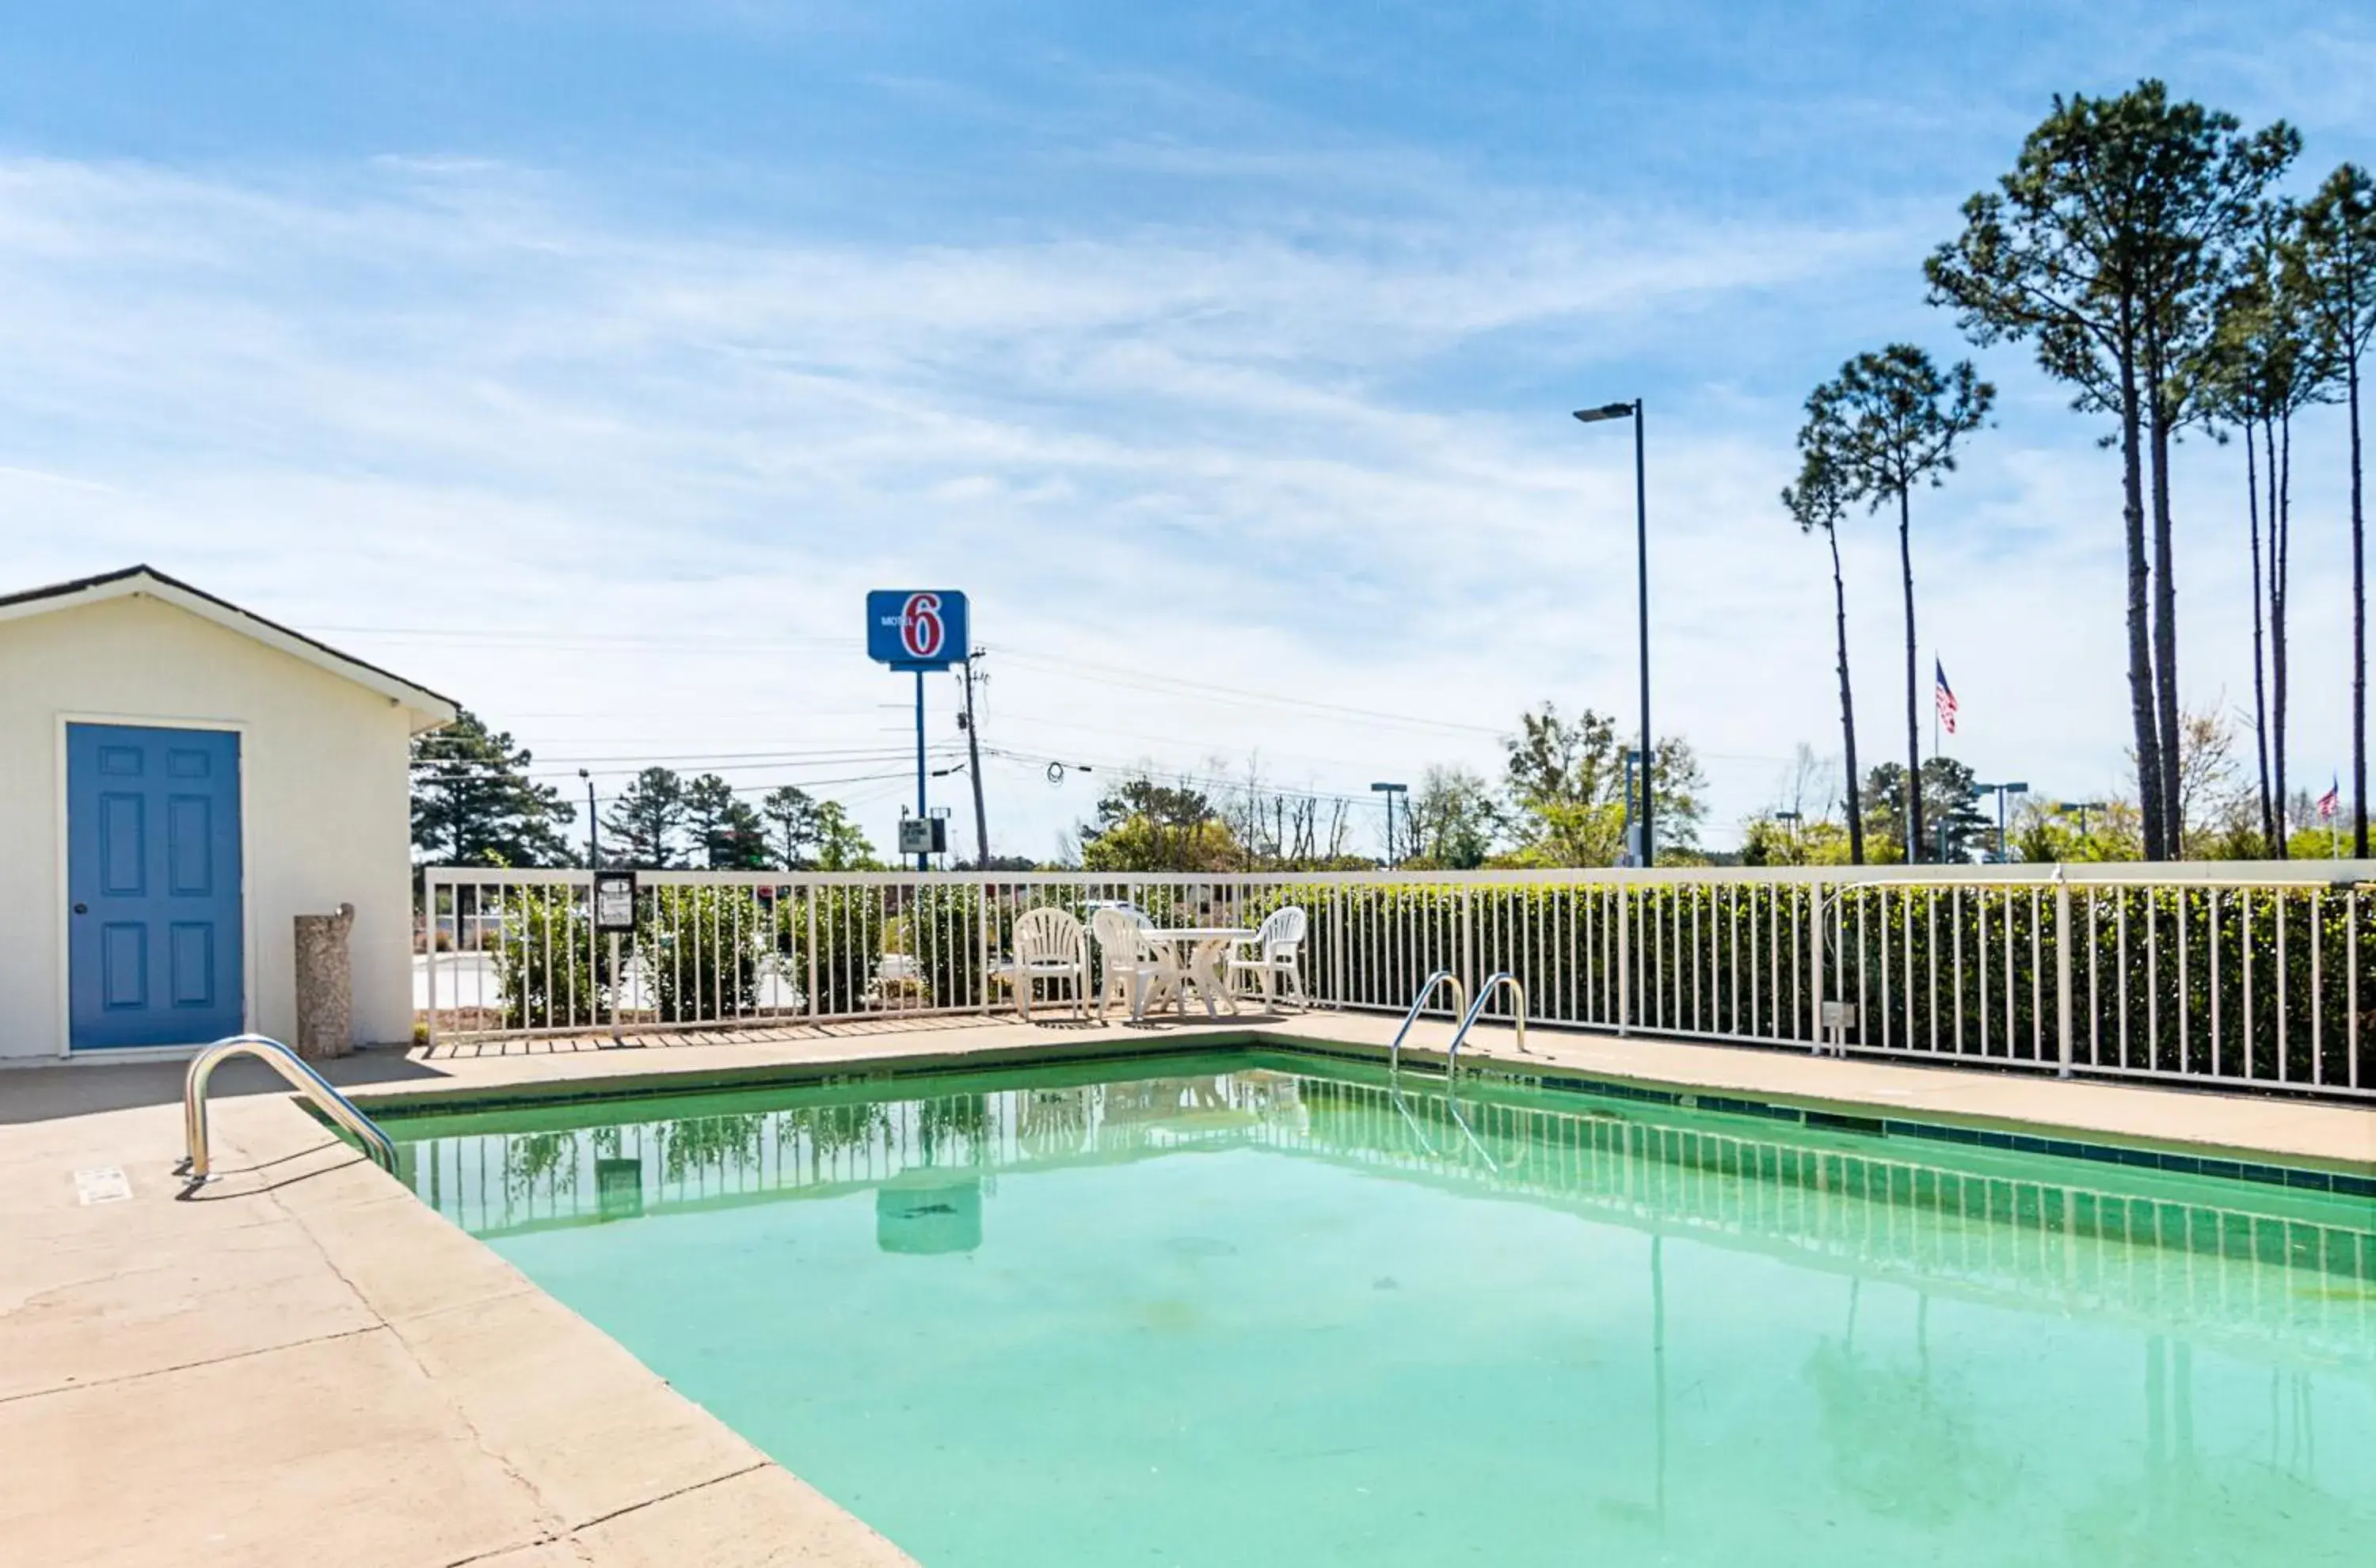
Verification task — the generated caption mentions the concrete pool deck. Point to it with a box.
[4,1010,2370,1566]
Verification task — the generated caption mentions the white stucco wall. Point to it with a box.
[0,593,420,1058]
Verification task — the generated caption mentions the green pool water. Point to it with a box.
[393,1051,2376,1566]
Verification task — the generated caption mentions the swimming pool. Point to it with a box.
[391,1050,2376,1566]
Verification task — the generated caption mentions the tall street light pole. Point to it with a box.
[580,768,598,870]
[1574,398,1652,866]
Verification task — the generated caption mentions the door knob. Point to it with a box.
[73,903,88,915]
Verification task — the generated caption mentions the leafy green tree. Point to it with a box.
[2206,216,2335,857]
[1928,82,2293,859]
[2287,163,2376,856]
[759,785,821,870]
[409,706,575,866]
[603,767,686,869]
[1403,765,1498,870]
[1862,759,1988,863]
[2012,799,2143,863]
[1498,704,1705,866]
[1738,813,1856,866]
[1078,778,1243,872]
[1783,436,1868,864]
[684,773,769,869]
[1795,346,1992,862]
[809,801,882,870]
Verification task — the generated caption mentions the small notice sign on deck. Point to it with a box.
[592,870,638,934]
[74,1166,131,1205]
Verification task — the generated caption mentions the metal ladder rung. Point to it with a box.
[1444,972,1528,1073]
[179,1034,397,1186]
[1387,969,1469,1073]
[1386,969,1530,1075]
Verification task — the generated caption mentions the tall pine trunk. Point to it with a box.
[2119,335,2167,859]
[1828,523,1865,863]
[2351,349,2367,858]
[2274,415,2293,855]
[2148,342,2184,857]
[2247,421,2275,851]
[1898,486,1924,864]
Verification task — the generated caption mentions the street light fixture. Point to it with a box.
[1574,398,1652,866]
[1974,781,2030,863]
[1370,782,1409,867]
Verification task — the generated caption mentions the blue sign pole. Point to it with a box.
[913,670,927,870]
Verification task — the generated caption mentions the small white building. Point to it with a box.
[0,566,455,1061]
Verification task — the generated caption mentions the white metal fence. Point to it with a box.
[417,863,2376,1100]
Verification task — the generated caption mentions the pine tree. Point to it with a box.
[1783,435,1867,863]
[602,767,687,869]
[2288,163,2376,857]
[409,707,574,867]
[1794,345,1992,863]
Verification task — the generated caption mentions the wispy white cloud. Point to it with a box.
[0,151,2357,856]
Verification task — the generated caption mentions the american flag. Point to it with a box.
[1934,659,1958,736]
[2318,777,2341,820]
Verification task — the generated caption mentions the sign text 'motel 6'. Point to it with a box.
[866,590,968,672]
[868,590,970,869]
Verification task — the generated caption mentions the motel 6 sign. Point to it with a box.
[866,589,969,672]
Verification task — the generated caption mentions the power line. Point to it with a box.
[978,744,1382,812]
[994,648,1507,736]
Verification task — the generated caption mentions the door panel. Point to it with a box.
[101,923,148,1009]
[68,724,243,1049]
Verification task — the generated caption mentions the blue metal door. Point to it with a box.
[67,723,245,1049]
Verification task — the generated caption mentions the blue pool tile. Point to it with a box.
[2331,1172,2376,1201]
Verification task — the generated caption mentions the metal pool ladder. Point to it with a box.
[177,1034,397,1186]
[1443,972,1529,1076]
[1388,969,1470,1073]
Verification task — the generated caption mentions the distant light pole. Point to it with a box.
[1574,398,1652,866]
[2054,799,2106,852]
[1773,809,1803,865]
[1371,782,1408,867]
[580,768,598,870]
[1974,781,2029,862]
[1620,748,1645,865]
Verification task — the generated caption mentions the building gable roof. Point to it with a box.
[0,565,460,733]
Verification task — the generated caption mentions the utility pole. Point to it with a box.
[960,650,990,867]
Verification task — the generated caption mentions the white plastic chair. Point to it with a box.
[1228,905,1308,1010]
[996,908,1088,1022]
[1091,908,1180,1023]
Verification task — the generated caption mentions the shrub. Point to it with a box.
[642,885,766,1023]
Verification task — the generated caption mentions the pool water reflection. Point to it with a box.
[394,1052,2376,1567]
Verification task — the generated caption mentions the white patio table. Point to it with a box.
[1133,927,1260,1018]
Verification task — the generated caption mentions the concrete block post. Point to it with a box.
[295,903,357,1060]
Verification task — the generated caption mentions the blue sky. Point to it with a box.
[4,2,2373,857]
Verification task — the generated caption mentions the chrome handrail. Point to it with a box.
[178,1034,397,1186]
[1445,972,1529,1075]
[1387,969,1470,1073]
